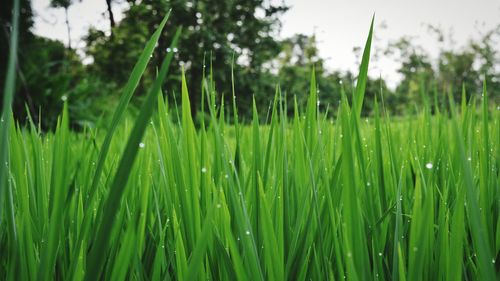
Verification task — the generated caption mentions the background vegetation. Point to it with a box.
[1,0,499,129]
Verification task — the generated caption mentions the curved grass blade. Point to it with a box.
[84,27,181,281]
[67,12,173,279]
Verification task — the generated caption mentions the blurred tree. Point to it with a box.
[468,25,500,103]
[275,34,393,117]
[105,0,116,31]
[437,49,478,101]
[85,0,288,118]
[275,34,327,113]
[422,24,498,105]
[1,0,109,129]
[384,37,435,113]
[50,0,74,49]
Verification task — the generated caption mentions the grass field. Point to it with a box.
[1,9,499,281]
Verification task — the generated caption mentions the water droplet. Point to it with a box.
[224,174,229,179]
[201,167,207,173]
[378,252,382,257]
[61,95,67,101]
[216,204,221,208]
[139,142,145,148]
[173,47,178,53]
[425,162,433,169]
[413,247,418,252]
[166,47,171,52]
[245,230,250,235]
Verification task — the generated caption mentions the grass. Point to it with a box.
[1,6,499,281]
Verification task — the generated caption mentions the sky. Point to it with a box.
[32,0,500,87]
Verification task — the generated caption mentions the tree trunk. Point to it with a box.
[106,0,115,34]
[64,7,71,49]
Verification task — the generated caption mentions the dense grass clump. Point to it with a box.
[1,11,499,281]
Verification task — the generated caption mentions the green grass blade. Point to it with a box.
[353,16,374,119]
[84,28,181,280]
[0,0,19,222]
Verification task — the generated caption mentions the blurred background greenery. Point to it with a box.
[1,0,499,129]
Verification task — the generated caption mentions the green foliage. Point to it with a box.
[0,0,119,129]
[85,0,288,118]
[385,26,500,111]
[3,0,500,130]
